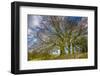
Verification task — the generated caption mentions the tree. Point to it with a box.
[30,15,88,57]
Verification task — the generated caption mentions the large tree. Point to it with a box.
[29,15,88,57]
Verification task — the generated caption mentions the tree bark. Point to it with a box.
[68,44,70,54]
[60,45,66,56]
[72,44,74,54]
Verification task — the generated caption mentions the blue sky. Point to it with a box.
[67,16,82,23]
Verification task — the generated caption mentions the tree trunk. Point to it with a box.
[72,43,74,54]
[60,45,66,56]
[68,44,70,54]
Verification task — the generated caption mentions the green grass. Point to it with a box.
[28,52,88,61]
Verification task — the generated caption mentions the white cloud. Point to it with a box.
[28,15,42,28]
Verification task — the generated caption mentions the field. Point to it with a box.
[28,52,88,61]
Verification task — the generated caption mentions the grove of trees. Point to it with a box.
[28,15,88,60]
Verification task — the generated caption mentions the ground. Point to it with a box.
[28,52,88,61]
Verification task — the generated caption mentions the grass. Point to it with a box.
[28,52,88,61]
